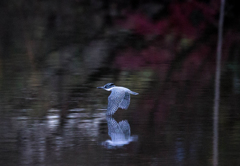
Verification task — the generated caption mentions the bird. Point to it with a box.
[97,83,138,115]
[103,116,137,147]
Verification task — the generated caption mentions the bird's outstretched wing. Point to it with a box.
[119,92,130,110]
[107,90,125,115]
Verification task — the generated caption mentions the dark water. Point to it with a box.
[0,69,240,166]
[1,0,240,165]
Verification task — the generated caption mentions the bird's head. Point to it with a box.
[97,83,115,91]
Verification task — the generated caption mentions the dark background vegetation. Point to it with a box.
[0,0,240,165]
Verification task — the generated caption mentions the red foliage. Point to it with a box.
[169,1,219,38]
[117,13,169,36]
[117,0,220,38]
[112,0,239,121]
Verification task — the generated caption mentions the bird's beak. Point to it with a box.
[97,86,104,89]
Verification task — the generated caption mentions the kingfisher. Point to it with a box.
[97,83,138,115]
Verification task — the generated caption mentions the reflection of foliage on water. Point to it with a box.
[0,2,238,136]
[0,109,106,165]
[108,0,240,126]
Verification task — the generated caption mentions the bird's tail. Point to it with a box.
[129,91,139,95]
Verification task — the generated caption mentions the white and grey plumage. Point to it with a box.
[97,83,138,115]
[107,116,130,144]
[102,116,137,148]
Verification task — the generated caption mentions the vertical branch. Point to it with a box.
[213,0,225,165]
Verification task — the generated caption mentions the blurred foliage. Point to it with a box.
[0,1,240,165]
[0,0,239,115]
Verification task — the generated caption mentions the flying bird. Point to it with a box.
[97,83,138,115]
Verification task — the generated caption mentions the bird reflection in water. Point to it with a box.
[102,116,138,148]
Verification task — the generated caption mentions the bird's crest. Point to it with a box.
[104,83,115,89]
